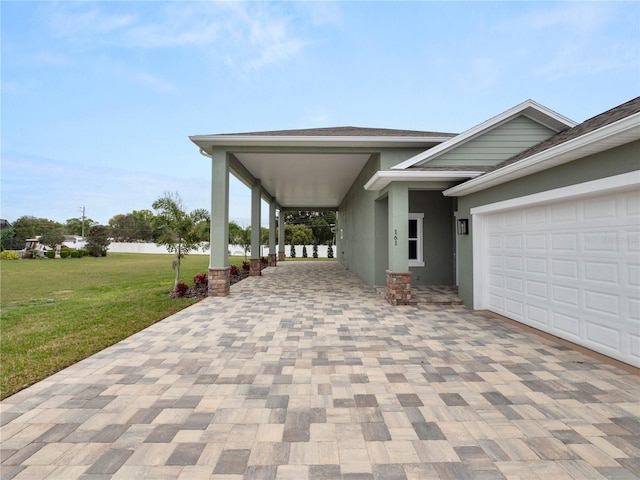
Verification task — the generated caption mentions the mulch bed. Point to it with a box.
[169,269,252,298]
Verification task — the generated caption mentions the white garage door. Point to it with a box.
[474,179,639,367]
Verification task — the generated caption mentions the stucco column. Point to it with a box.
[278,210,286,262]
[250,179,262,276]
[268,201,277,266]
[209,148,230,296]
[387,183,412,305]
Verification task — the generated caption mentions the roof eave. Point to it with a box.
[391,99,578,171]
[443,112,640,197]
[364,170,484,191]
[189,134,453,150]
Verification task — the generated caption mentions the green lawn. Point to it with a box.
[0,253,234,399]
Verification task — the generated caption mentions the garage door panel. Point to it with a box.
[526,304,549,327]
[552,312,581,338]
[525,234,546,250]
[550,203,577,223]
[479,186,640,367]
[586,320,621,352]
[553,285,579,308]
[629,297,640,320]
[584,290,620,316]
[584,261,618,284]
[526,257,547,274]
[551,259,579,279]
[526,280,548,300]
[551,233,578,251]
[584,196,617,219]
[505,276,524,293]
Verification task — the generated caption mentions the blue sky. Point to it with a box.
[2,1,638,227]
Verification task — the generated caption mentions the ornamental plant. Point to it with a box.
[313,243,318,258]
[174,282,189,296]
[193,273,208,286]
[242,261,250,271]
[302,245,308,258]
[230,265,239,276]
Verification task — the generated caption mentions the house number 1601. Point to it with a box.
[394,229,398,246]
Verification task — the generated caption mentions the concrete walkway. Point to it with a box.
[1,261,638,479]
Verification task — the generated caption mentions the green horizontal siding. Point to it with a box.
[428,116,555,166]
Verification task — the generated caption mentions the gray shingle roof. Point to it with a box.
[488,96,640,173]
[217,126,457,138]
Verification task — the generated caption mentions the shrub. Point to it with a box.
[70,250,81,258]
[290,243,296,258]
[77,249,89,257]
[313,243,318,258]
[46,251,56,259]
[174,282,189,296]
[230,265,239,276]
[302,245,308,258]
[242,261,250,271]
[327,244,334,259]
[261,256,268,266]
[0,250,19,260]
[194,273,208,286]
[60,249,71,259]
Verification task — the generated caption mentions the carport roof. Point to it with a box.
[190,126,456,210]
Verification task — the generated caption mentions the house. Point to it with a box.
[190,97,640,367]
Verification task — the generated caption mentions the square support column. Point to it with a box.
[386,183,411,305]
[208,267,231,297]
[209,148,230,296]
[269,201,277,266]
[250,179,262,276]
[278,210,286,262]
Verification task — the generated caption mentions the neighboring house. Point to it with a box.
[191,97,640,367]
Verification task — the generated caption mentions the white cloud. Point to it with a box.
[44,2,317,73]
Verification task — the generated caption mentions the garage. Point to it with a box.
[471,173,640,367]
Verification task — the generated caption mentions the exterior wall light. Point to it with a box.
[457,219,469,235]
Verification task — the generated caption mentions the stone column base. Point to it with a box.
[250,258,262,276]
[386,270,412,305]
[278,251,285,262]
[208,267,230,297]
[268,253,277,267]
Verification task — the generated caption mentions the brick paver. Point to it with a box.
[1,261,638,479]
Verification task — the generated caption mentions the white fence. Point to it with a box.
[108,243,335,258]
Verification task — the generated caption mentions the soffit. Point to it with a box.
[233,152,371,209]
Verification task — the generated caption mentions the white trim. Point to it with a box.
[391,100,577,170]
[445,112,640,197]
[408,213,424,267]
[190,134,452,150]
[470,170,640,216]
[364,170,484,191]
[470,170,640,311]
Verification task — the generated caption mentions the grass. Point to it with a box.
[0,253,233,399]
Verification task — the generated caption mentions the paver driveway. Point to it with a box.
[1,261,639,479]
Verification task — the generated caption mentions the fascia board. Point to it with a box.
[443,112,640,197]
[391,100,577,171]
[364,170,484,191]
[189,134,451,150]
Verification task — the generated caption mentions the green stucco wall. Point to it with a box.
[455,140,640,307]
[338,154,380,286]
[409,191,455,285]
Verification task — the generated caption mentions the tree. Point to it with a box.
[152,192,210,290]
[65,217,97,236]
[86,225,111,257]
[284,211,336,245]
[40,226,65,251]
[237,227,252,260]
[11,216,62,245]
[1,226,19,251]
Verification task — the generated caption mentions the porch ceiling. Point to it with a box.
[233,152,371,209]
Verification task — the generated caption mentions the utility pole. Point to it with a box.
[80,206,86,237]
